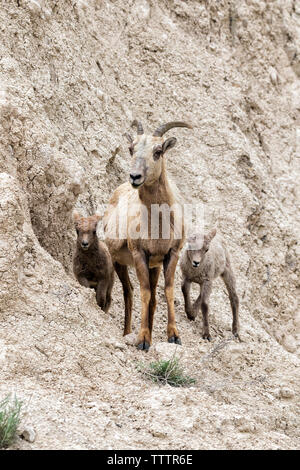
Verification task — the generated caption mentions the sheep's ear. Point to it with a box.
[162,137,177,154]
[73,210,82,222]
[95,213,102,223]
[207,228,217,243]
[124,132,133,143]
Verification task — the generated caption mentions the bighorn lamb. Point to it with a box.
[180,229,240,340]
[104,120,192,350]
[73,212,114,313]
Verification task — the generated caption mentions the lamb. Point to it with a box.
[73,211,114,313]
[180,229,240,341]
[104,120,192,350]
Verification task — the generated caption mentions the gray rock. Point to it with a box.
[20,426,36,443]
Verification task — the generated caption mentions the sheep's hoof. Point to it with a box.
[168,336,182,345]
[186,313,196,321]
[202,333,212,341]
[233,332,242,342]
[137,341,150,351]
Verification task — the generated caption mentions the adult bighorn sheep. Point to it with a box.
[104,120,192,350]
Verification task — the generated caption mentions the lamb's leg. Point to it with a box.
[181,279,195,320]
[103,270,114,313]
[148,266,161,342]
[132,250,152,351]
[163,248,181,345]
[114,262,133,335]
[104,290,112,313]
[222,268,240,339]
[192,284,202,319]
[77,276,91,288]
[96,279,109,312]
[200,280,212,341]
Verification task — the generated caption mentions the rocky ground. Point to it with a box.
[0,0,299,449]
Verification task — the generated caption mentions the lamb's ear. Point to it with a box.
[207,228,217,243]
[162,137,177,154]
[73,210,82,223]
[95,213,103,224]
[124,132,133,144]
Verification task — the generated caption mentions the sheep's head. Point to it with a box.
[73,211,101,251]
[186,229,217,268]
[125,120,192,189]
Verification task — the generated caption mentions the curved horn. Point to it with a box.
[131,120,144,135]
[153,121,193,137]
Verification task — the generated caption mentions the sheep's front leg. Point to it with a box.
[149,266,161,339]
[192,285,202,319]
[164,249,181,345]
[77,276,91,288]
[181,279,195,320]
[133,250,152,351]
[200,280,212,341]
[96,279,109,313]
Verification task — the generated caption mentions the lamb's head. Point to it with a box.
[186,229,217,268]
[73,211,101,251]
[125,120,192,189]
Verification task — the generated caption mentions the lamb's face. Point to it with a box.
[73,213,101,251]
[128,134,176,189]
[187,234,207,268]
[187,229,217,268]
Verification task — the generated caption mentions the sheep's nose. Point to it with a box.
[81,241,89,248]
[192,261,200,268]
[130,172,142,181]
[130,173,143,186]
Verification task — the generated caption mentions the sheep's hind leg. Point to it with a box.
[200,280,212,341]
[104,271,114,313]
[104,289,112,313]
[222,268,240,340]
[114,262,133,335]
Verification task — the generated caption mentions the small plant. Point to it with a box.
[0,394,22,449]
[139,356,196,387]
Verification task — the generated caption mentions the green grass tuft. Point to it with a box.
[139,356,196,387]
[0,394,22,449]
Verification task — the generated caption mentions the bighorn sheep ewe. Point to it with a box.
[73,212,114,313]
[180,229,240,341]
[104,120,192,350]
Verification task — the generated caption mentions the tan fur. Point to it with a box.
[180,229,240,340]
[73,212,114,313]
[104,122,191,349]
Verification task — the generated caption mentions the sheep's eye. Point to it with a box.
[129,145,134,156]
[93,230,96,235]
